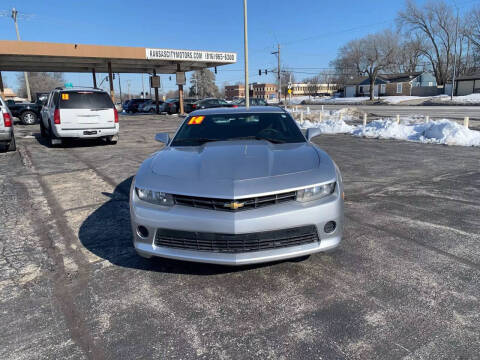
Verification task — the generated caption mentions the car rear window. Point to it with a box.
[59,91,114,109]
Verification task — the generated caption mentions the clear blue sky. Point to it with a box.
[0,0,465,96]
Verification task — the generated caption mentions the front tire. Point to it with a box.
[21,111,37,125]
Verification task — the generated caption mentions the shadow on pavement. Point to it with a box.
[78,176,296,275]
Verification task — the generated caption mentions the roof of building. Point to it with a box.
[456,72,480,81]
[380,72,423,82]
[0,40,236,73]
[345,72,425,86]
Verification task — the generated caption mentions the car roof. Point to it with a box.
[58,87,106,93]
[189,106,285,116]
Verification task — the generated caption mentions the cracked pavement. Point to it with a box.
[0,113,479,359]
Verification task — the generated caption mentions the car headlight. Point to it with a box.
[296,182,336,202]
[135,187,174,206]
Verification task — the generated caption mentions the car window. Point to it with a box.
[218,99,228,105]
[171,112,305,146]
[59,91,114,109]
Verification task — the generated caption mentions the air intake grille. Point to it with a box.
[154,225,319,253]
[173,191,297,211]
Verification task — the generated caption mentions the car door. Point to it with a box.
[41,92,53,126]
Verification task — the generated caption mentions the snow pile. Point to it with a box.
[434,93,480,104]
[298,116,480,147]
[381,96,426,104]
[288,96,368,105]
[301,118,355,134]
[354,119,480,146]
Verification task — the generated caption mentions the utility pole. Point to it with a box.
[451,6,459,100]
[11,8,32,101]
[117,73,122,103]
[127,80,131,100]
[271,44,281,102]
[243,0,249,108]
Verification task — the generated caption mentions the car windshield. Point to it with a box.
[58,91,114,109]
[171,112,305,146]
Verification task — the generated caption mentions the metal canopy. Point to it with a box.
[0,40,237,73]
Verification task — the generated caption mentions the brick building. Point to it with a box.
[252,83,277,99]
[225,85,245,100]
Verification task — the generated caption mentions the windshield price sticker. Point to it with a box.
[188,116,205,125]
[61,93,69,100]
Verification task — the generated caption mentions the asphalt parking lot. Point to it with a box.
[1,113,479,359]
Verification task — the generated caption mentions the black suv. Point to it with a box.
[123,98,149,113]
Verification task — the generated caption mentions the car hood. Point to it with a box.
[135,140,337,198]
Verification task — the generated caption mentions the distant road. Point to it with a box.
[307,104,480,120]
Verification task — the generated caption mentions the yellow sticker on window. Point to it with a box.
[61,93,69,100]
[188,116,205,125]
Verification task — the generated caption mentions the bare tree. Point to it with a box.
[397,0,460,85]
[391,35,425,73]
[465,6,480,71]
[189,69,219,98]
[17,72,64,99]
[332,30,398,100]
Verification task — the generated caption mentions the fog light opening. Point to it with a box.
[137,225,149,238]
[324,221,336,233]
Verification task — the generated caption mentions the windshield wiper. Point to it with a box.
[226,136,286,144]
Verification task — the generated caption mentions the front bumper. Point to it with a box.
[130,186,344,265]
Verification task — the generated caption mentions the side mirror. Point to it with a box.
[155,133,170,145]
[306,128,322,141]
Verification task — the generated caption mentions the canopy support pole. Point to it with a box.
[153,69,159,114]
[108,61,114,102]
[92,68,97,88]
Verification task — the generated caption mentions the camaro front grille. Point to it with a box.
[173,191,297,211]
[154,225,319,253]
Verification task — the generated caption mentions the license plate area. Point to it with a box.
[83,130,98,135]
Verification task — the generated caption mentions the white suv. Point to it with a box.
[40,87,119,146]
[0,96,15,152]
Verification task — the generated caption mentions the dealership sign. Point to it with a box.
[146,48,236,63]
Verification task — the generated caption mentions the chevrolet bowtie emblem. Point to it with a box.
[224,201,245,210]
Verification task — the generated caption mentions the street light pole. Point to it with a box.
[243,0,249,109]
[11,8,32,101]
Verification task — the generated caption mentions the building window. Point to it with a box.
[380,84,386,94]
[397,83,403,93]
[428,82,433,86]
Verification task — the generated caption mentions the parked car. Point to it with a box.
[140,99,166,113]
[6,99,43,125]
[138,99,153,112]
[189,98,236,112]
[0,96,15,151]
[233,98,268,106]
[130,106,344,265]
[122,100,130,112]
[164,98,179,114]
[123,98,149,113]
[40,87,119,147]
[182,98,198,113]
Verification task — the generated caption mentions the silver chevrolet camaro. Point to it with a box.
[130,106,344,265]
